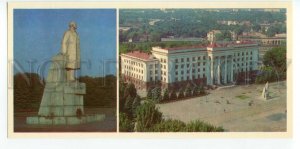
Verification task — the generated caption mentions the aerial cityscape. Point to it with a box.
[119,9,287,132]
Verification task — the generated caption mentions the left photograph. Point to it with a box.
[12,9,117,132]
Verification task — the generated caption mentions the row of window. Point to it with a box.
[175,68,206,75]
[175,62,206,69]
[175,56,206,63]
[175,74,206,82]
[124,65,144,74]
[123,59,144,68]
[124,71,144,80]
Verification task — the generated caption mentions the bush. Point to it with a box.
[124,95,134,116]
[255,66,278,84]
[132,95,141,117]
[146,88,153,100]
[185,120,224,132]
[119,112,134,132]
[151,87,162,102]
[151,119,186,132]
[185,86,192,97]
[135,102,163,132]
[162,88,169,101]
[124,83,137,99]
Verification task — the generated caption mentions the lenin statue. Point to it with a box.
[61,21,80,81]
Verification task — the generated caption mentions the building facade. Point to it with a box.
[121,41,259,90]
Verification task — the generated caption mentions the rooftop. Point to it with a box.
[124,51,152,61]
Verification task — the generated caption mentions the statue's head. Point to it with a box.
[69,21,77,30]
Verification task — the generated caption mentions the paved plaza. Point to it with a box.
[157,81,287,132]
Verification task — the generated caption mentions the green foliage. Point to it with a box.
[124,83,137,99]
[152,119,186,132]
[162,88,169,101]
[256,46,286,83]
[215,30,232,41]
[124,95,134,115]
[185,120,224,132]
[132,95,142,117]
[135,102,163,132]
[147,88,153,100]
[185,85,192,97]
[120,9,286,43]
[151,87,162,102]
[119,112,134,132]
[119,41,205,54]
[255,66,278,84]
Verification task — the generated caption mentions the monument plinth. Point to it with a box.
[26,22,105,125]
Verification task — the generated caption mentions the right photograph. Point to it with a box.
[119,9,287,132]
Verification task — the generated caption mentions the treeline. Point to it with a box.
[14,73,116,112]
[119,41,208,53]
[120,9,286,42]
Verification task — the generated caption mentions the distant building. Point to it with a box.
[161,37,204,42]
[207,30,222,43]
[121,41,259,90]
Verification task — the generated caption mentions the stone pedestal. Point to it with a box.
[26,54,105,125]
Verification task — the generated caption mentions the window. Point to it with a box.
[251,51,253,55]
[192,57,195,61]
[187,70,190,73]
[164,65,166,69]
[187,58,190,62]
[187,76,190,80]
[203,68,205,71]
[203,56,206,60]
[175,59,178,63]
[175,71,178,75]
[203,74,205,77]
[181,64,184,68]
[192,63,195,67]
[155,70,158,74]
[181,58,184,62]
[181,76,184,80]
[192,69,195,73]
[181,71,184,75]
[198,57,201,60]
[150,70,152,74]
[175,77,178,81]
[198,62,200,66]
[198,68,200,72]
[164,59,166,63]
[187,64,190,68]
[150,77,152,81]
[203,62,206,65]
[175,65,178,69]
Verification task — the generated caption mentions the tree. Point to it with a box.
[132,95,141,117]
[162,88,169,101]
[119,112,134,132]
[135,102,163,132]
[151,87,162,102]
[124,95,134,115]
[185,120,224,132]
[124,83,137,99]
[146,87,153,100]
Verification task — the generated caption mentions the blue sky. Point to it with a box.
[14,9,116,77]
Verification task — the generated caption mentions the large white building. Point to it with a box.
[121,41,259,90]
